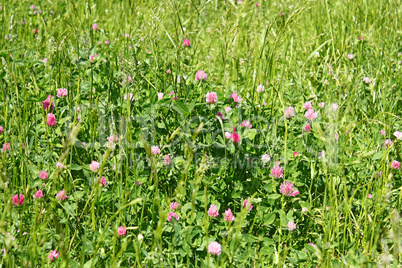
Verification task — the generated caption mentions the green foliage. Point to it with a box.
[0,0,401,267]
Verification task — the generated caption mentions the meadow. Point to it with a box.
[0,0,401,267]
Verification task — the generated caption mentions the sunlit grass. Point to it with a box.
[0,0,401,267]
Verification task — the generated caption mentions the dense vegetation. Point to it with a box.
[0,0,401,267]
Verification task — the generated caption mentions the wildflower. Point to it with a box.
[206,92,217,104]
[230,127,240,143]
[32,28,38,34]
[381,129,385,136]
[92,23,98,31]
[225,107,232,114]
[224,208,235,222]
[284,106,295,118]
[331,103,338,111]
[162,154,171,165]
[166,69,170,74]
[98,177,107,187]
[368,194,373,199]
[151,146,160,155]
[383,139,393,148]
[256,2,260,7]
[279,181,294,196]
[90,161,100,172]
[167,212,179,222]
[158,93,163,100]
[347,54,354,60]
[195,70,207,81]
[270,161,283,178]
[217,112,224,120]
[303,124,311,132]
[302,207,308,213]
[107,135,118,143]
[208,204,219,217]
[394,131,402,139]
[124,33,129,38]
[117,226,126,236]
[256,84,265,93]
[224,132,231,139]
[57,88,68,98]
[319,102,325,108]
[56,162,65,169]
[33,190,43,199]
[30,4,36,10]
[291,190,300,196]
[12,194,24,206]
[124,93,135,102]
[287,221,297,231]
[363,77,370,84]
[39,170,48,180]
[46,113,57,127]
[0,126,3,134]
[42,58,47,64]
[170,202,180,210]
[303,101,312,110]
[335,133,339,141]
[243,199,253,211]
[263,100,267,106]
[168,91,175,96]
[241,120,252,129]
[304,109,317,121]
[262,154,271,163]
[306,243,317,251]
[177,76,181,83]
[42,95,55,111]
[391,160,400,170]
[208,241,221,255]
[2,143,10,151]
[293,151,299,157]
[56,190,67,201]
[375,171,381,178]
[104,40,109,45]
[183,39,190,47]
[123,75,133,84]
[89,54,98,62]
[230,92,243,103]
[48,250,59,262]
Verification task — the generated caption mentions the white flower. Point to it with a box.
[394,131,402,139]
[256,84,265,93]
[261,154,271,163]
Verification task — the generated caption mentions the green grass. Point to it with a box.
[0,0,401,267]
